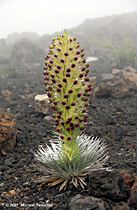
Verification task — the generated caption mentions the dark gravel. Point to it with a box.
[0,66,137,210]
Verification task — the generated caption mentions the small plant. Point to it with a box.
[114,45,136,69]
[0,65,19,79]
[33,30,111,191]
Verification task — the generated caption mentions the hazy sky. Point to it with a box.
[0,0,137,39]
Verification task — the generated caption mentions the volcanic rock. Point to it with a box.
[11,41,45,67]
[69,194,105,210]
[1,89,13,101]
[0,109,17,151]
[35,94,51,115]
[94,68,137,98]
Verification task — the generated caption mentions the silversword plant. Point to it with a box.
[33,30,111,191]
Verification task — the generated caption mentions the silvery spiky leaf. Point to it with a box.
[33,134,111,191]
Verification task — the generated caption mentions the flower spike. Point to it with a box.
[33,29,111,191]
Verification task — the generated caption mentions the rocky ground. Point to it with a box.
[0,65,137,210]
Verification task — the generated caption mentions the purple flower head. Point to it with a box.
[73,80,78,85]
[85,69,89,73]
[57,115,61,119]
[76,44,80,48]
[53,101,58,105]
[84,77,90,82]
[71,102,75,106]
[56,88,61,93]
[67,117,72,122]
[60,135,64,140]
[50,74,55,78]
[68,89,73,94]
[79,119,83,123]
[69,47,73,51]
[67,136,72,141]
[70,122,74,127]
[85,88,90,92]
[66,68,71,72]
[56,128,60,133]
[63,94,69,98]
[81,67,86,71]
[43,70,48,75]
[79,73,84,78]
[47,92,51,98]
[55,119,59,124]
[53,107,57,112]
[58,111,62,115]
[70,38,73,42]
[74,56,78,61]
[75,116,79,120]
[48,64,52,69]
[60,58,65,63]
[59,41,62,45]
[75,123,79,127]
[61,121,65,126]
[44,76,48,80]
[71,63,76,68]
[82,109,86,113]
[87,92,92,96]
[65,120,70,124]
[73,37,77,41]
[88,83,92,88]
[50,60,54,64]
[84,103,89,107]
[62,78,67,83]
[66,127,70,131]
[84,97,88,101]
[82,58,86,63]
[45,55,49,60]
[66,73,71,77]
[64,52,69,56]
[43,65,48,70]
[57,48,61,52]
[52,79,56,84]
[65,105,70,110]
[54,69,59,74]
[57,65,61,70]
[50,105,55,110]
[61,101,66,105]
[77,93,82,98]
[58,83,63,88]
[76,50,80,55]
[54,54,58,58]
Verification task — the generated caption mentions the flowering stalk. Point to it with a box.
[43,29,91,160]
[33,30,111,191]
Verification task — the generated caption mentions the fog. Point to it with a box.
[0,0,137,39]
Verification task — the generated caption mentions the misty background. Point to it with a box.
[0,0,137,39]
[0,0,137,87]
